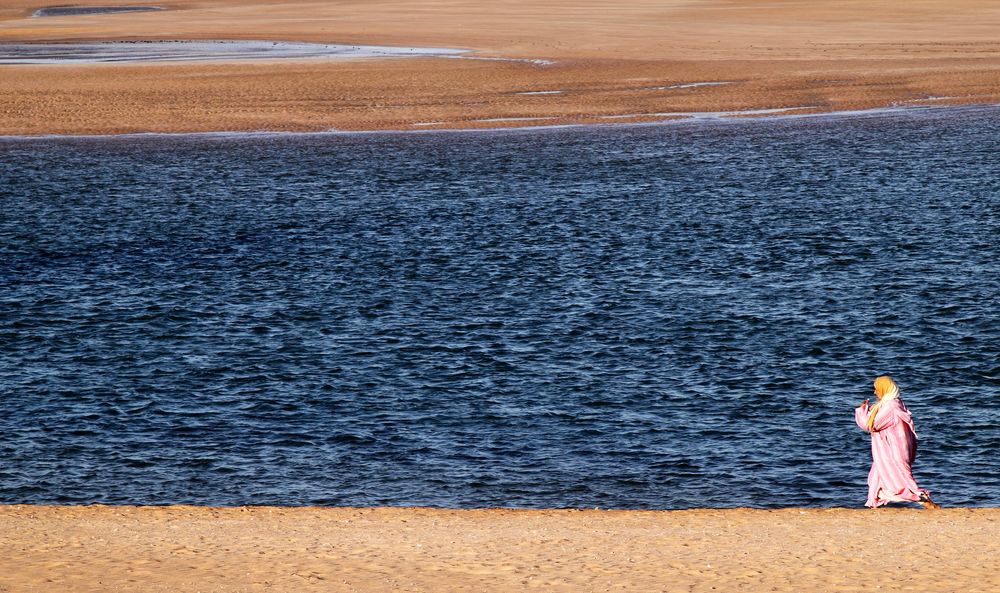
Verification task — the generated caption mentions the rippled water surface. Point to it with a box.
[1,107,998,508]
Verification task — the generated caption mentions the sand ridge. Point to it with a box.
[1,505,999,592]
[2,0,1000,134]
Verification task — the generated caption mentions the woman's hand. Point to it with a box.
[858,399,869,409]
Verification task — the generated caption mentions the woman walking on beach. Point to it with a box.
[855,376,940,509]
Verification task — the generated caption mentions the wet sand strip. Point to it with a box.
[0,40,467,64]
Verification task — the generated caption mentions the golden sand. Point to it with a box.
[2,505,999,592]
[2,0,1000,134]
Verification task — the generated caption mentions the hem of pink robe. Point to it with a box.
[866,487,931,508]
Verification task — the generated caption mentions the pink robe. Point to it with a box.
[854,398,930,507]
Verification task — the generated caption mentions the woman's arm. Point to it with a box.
[854,401,870,432]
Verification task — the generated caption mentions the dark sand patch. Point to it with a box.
[32,5,163,17]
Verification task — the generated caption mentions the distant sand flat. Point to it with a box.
[1,506,999,593]
[2,0,1000,134]
[32,5,163,17]
[0,40,466,64]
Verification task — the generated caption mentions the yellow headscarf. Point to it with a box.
[866,375,899,432]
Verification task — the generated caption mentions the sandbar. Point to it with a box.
[1,0,1000,134]
[1,505,998,592]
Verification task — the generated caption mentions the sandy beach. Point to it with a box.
[0,505,998,592]
[2,0,1000,134]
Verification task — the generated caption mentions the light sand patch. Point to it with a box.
[649,81,734,90]
[599,106,814,120]
[446,55,555,65]
[908,95,961,101]
[470,116,553,122]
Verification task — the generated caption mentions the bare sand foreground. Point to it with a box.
[1,506,999,592]
[3,0,1000,134]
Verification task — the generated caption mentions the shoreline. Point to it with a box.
[2,504,999,592]
[0,102,994,140]
[1,57,996,136]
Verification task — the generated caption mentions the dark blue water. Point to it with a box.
[2,107,998,509]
